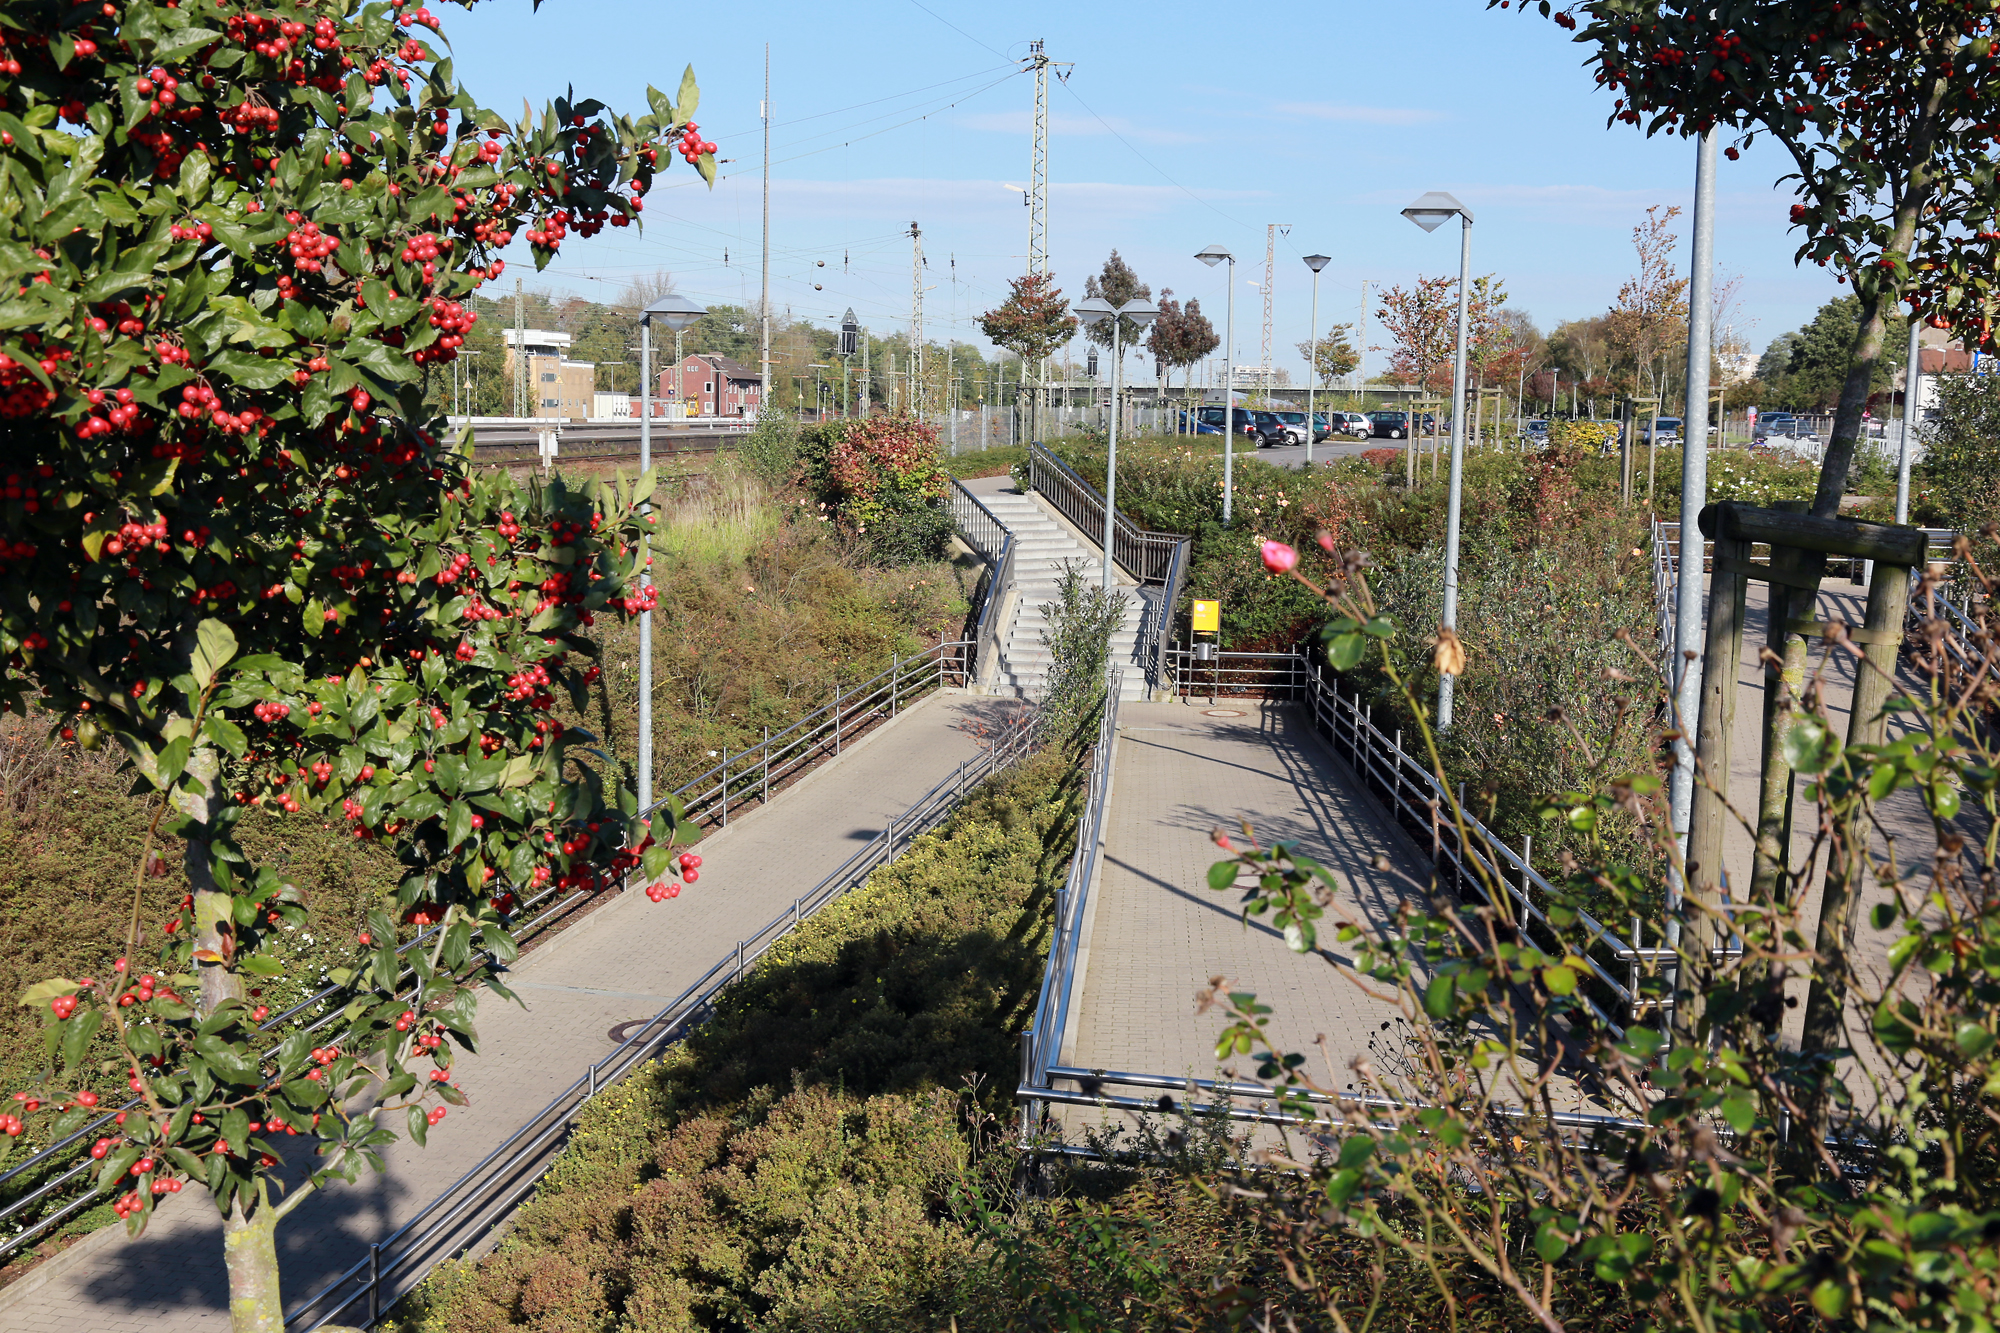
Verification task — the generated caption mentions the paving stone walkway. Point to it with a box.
[0,691,1009,1332]
[1064,702,1426,1111]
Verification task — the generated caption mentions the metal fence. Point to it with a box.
[288,712,1044,1330]
[1018,672,1122,1142]
[0,641,973,1267]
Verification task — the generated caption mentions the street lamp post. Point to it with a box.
[1075,295,1160,592]
[1402,192,1473,732]
[1195,244,1237,522]
[636,294,707,813]
[1302,254,1330,466]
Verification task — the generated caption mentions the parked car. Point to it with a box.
[1269,410,1328,445]
[1521,418,1550,444]
[1332,411,1371,438]
[1186,405,1260,437]
[1368,411,1409,439]
[1637,415,1682,443]
[1249,410,1291,446]
[1753,413,1802,441]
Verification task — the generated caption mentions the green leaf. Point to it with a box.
[675,65,700,120]
[239,955,283,978]
[1809,1280,1850,1318]
[1327,632,1366,672]
[17,978,79,1008]
[1781,715,1838,776]
[407,1104,428,1147]
[1541,964,1577,995]
[155,737,192,790]
[1721,1093,1756,1134]
[1954,1022,1995,1060]
[61,1008,101,1071]
[204,716,248,759]
[1533,1221,1568,1261]
[192,618,238,691]
[303,598,325,637]
[1206,860,1237,891]
[1423,974,1457,1019]
[1336,1136,1375,1170]
[1869,900,1899,931]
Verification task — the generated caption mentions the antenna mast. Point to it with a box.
[1029,40,1050,277]
[909,220,925,414]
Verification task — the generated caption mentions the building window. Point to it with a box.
[704,381,714,392]
[540,373,557,383]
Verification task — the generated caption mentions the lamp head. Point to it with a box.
[1401,191,1470,232]
[1303,254,1331,273]
[1120,298,1160,329]
[641,293,708,332]
[1194,243,1232,267]
[1074,295,1115,326]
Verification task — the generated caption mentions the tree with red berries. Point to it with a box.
[1502,0,2000,518]
[0,0,714,1324]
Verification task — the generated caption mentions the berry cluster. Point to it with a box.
[676,122,717,164]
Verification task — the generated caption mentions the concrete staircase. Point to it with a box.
[975,489,1153,702]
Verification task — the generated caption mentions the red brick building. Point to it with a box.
[660,353,762,417]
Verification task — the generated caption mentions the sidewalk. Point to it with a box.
[1065,702,1426,1104]
[0,691,1009,1332]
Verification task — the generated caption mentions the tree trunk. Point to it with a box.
[1810,281,1892,519]
[177,746,244,1017]
[224,1204,286,1333]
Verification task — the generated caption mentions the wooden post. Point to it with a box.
[1683,514,1749,1033]
[1800,553,1914,1132]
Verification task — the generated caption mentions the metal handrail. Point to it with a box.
[949,480,1017,690]
[1147,538,1191,693]
[0,641,974,1262]
[1025,444,1184,584]
[1018,670,1123,1133]
[287,713,1044,1329]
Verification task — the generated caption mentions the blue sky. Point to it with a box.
[446,0,1844,382]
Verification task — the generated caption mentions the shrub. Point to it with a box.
[736,409,802,489]
[1037,563,1126,737]
[391,748,1081,1331]
[797,416,953,565]
[1920,371,2000,526]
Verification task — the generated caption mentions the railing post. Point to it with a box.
[762,726,770,804]
[369,1242,381,1324]
[1393,728,1405,823]
[720,744,729,827]
[833,684,842,755]
[892,653,900,715]
[588,1062,597,1096]
[735,939,744,981]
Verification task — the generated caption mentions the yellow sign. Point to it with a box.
[1191,600,1220,633]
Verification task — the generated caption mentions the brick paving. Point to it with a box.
[0,692,1008,1332]
[1065,702,1428,1109]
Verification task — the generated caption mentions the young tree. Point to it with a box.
[1771,294,1910,411]
[1504,0,2000,517]
[978,273,1078,441]
[1375,276,1460,393]
[0,2,713,1324]
[1149,290,1220,414]
[977,272,1078,369]
[1604,204,1690,401]
[1295,323,1360,388]
[1081,250,1153,355]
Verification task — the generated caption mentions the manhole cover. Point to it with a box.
[607,1019,654,1044]
[1203,708,1247,717]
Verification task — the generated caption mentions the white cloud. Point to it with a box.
[1272,101,1446,126]
[956,109,1204,145]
